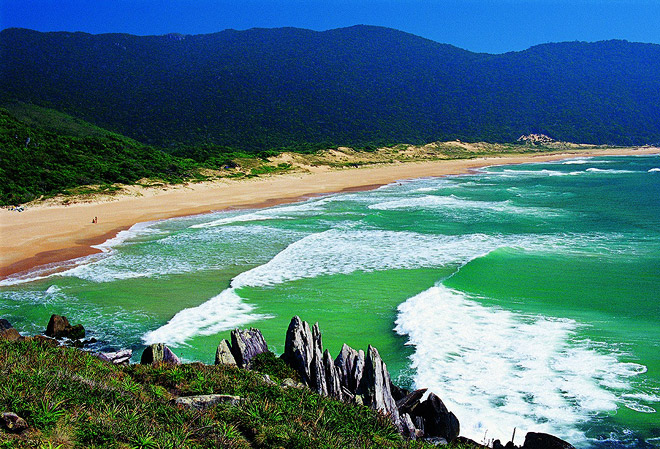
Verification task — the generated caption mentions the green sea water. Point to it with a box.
[2,155,659,447]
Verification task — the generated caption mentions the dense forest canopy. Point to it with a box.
[1,25,660,152]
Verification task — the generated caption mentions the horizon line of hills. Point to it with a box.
[1,24,660,153]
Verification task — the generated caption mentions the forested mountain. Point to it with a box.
[1,25,659,151]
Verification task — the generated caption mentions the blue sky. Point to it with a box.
[2,0,659,53]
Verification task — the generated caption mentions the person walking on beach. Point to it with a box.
[92,216,97,224]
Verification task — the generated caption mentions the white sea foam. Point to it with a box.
[231,229,516,289]
[648,168,660,173]
[585,168,636,174]
[142,288,272,346]
[561,159,614,165]
[191,200,330,228]
[368,194,559,218]
[394,285,651,446]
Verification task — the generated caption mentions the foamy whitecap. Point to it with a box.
[142,287,272,346]
[191,199,331,228]
[648,168,660,173]
[585,168,636,174]
[368,194,559,218]
[394,285,650,446]
[231,229,520,289]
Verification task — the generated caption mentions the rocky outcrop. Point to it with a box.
[282,316,317,385]
[358,345,400,429]
[0,319,21,341]
[214,328,268,369]
[140,343,181,365]
[396,389,459,441]
[522,432,575,449]
[45,314,85,340]
[173,394,241,409]
[230,328,268,368]
[215,339,237,366]
[283,317,401,429]
[1,412,28,433]
[99,349,132,366]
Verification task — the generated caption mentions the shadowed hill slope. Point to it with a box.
[1,25,659,150]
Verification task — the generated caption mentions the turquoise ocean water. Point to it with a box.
[2,155,659,447]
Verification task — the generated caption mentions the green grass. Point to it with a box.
[0,340,480,449]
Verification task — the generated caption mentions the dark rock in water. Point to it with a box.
[283,315,316,385]
[1,412,28,433]
[100,349,132,366]
[230,328,268,368]
[0,318,21,340]
[215,339,237,366]
[417,393,459,442]
[173,394,241,409]
[45,314,85,340]
[0,319,12,331]
[358,345,401,429]
[140,343,181,365]
[523,432,575,449]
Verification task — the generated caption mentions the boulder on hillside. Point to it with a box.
[1,412,28,433]
[215,339,237,366]
[140,343,181,365]
[100,349,132,366]
[45,314,85,340]
[173,394,241,409]
[0,319,21,341]
[523,432,575,449]
[230,328,268,368]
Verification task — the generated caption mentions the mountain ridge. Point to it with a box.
[1,25,659,151]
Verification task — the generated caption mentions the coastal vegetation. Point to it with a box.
[2,26,659,154]
[0,337,475,449]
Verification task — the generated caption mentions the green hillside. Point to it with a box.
[0,107,201,205]
[1,26,659,152]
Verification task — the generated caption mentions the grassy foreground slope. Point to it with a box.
[0,339,464,449]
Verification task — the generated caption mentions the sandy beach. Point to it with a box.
[1,146,657,280]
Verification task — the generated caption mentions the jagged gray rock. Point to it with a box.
[140,343,181,365]
[230,328,268,368]
[173,394,241,409]
[215,339,237,366]
[334,343,365,394]
[323,349,342,400]
[283,315,316,384]
[358,345,401,429]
